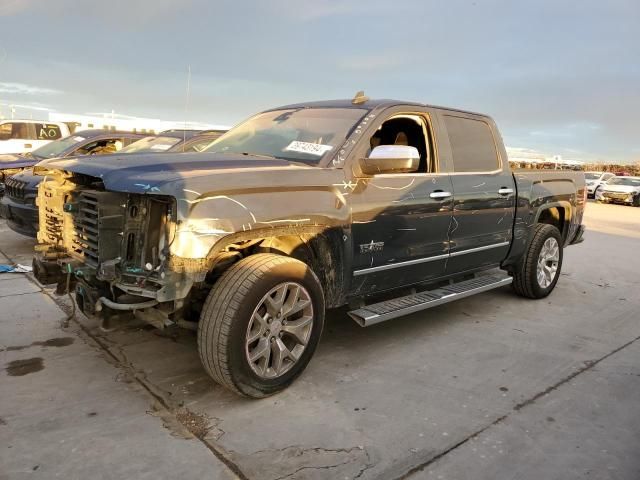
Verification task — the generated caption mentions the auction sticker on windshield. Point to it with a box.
[284,141,333,156]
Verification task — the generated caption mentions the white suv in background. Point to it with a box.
[0,120,71,154]
[585,171,615,198]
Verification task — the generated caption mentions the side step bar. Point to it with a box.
[348,273,513,327]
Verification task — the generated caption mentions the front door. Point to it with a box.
[348,110,454,295]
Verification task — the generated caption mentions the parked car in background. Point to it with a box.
[119,129,227,154]
[584,171,615,198]
[0,129,227,237]
[595,176,640,206]
[170,129,227,152]
[0,120,71,154]
[0,130,147,236]
[0,130,146,197]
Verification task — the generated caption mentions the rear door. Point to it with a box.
[441,113,515,274]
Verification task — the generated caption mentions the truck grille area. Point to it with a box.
[70,191,127,268]
[5,177,27,200]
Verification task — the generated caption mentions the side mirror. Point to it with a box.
[359,145,420,175]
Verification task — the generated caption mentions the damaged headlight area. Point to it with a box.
[0,168,24,196]
[33,171,198,328]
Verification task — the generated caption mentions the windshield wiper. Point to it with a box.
[239,152,279,160]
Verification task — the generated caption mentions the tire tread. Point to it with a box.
[512,223,561,299]
[198,254,307,397]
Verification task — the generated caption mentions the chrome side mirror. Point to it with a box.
[359,145,420,175]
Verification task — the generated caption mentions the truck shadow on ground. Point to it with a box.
[90,286,513,406]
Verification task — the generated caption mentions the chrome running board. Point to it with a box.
[348,273,513,327]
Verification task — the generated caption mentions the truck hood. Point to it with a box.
[0,153,37,170]
[40,152,313,193]
[602,184,640,194]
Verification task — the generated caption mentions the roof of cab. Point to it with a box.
[73,129,148,138]
[268,98,488,118]
[0,119,68,124]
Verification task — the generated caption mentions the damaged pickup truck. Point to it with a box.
[33,95,586,398]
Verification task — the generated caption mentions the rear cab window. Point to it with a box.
[35,123,63,140]
[444,115,500,172]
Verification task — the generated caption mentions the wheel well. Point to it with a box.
[204,229,346,308]
[537,207,566,239]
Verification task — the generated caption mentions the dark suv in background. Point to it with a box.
[0,130,146,236]
[0,129,226,237]
[118,129,226,154]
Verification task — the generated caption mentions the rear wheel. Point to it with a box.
[197,254,325,398]
[512,224,563,299]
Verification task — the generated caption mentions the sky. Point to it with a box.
[1,0,639,163]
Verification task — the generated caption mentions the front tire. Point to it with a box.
[197,254,325,398]
[512,224,563,299]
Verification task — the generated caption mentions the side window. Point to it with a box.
[35,123,62,140]
[75,139,121,155]
[368,114,432,172]
[185,138,215,153]
[0,122,30,140]
[444,115,500,172]
[0,123,11,140]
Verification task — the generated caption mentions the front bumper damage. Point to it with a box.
[33,173,205,329]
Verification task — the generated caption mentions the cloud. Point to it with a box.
[0,82,61,96]
[0,102,55,112]
[338,53,409,72]
[0,0,32,16]
[0,0,199,22]
[269,0,366,20]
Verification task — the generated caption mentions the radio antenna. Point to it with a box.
[183,65,192,146]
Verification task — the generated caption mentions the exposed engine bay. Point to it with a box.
[34,170,220,329]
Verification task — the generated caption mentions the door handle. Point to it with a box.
[430,191,452,199]
[498,187,514,195]
[24,143,32,148]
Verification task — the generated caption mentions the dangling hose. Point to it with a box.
[63,265,76,328]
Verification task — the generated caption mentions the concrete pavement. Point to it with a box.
[0,250,237,479]
[0,201,638,479]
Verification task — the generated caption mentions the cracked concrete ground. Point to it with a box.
[0,201,639,480]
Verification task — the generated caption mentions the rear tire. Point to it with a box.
[512,224,563,299]
[197,254,325,398]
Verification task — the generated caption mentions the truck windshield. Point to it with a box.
[584,172,602,180]
[31,134,87,160]
[119,135,182,153]
[607,177,640,186]
[203,107,368,164]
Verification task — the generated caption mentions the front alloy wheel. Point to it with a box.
[245,282,314,379]
[198,254,325,398]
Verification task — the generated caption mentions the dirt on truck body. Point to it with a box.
[33,95,586,397]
